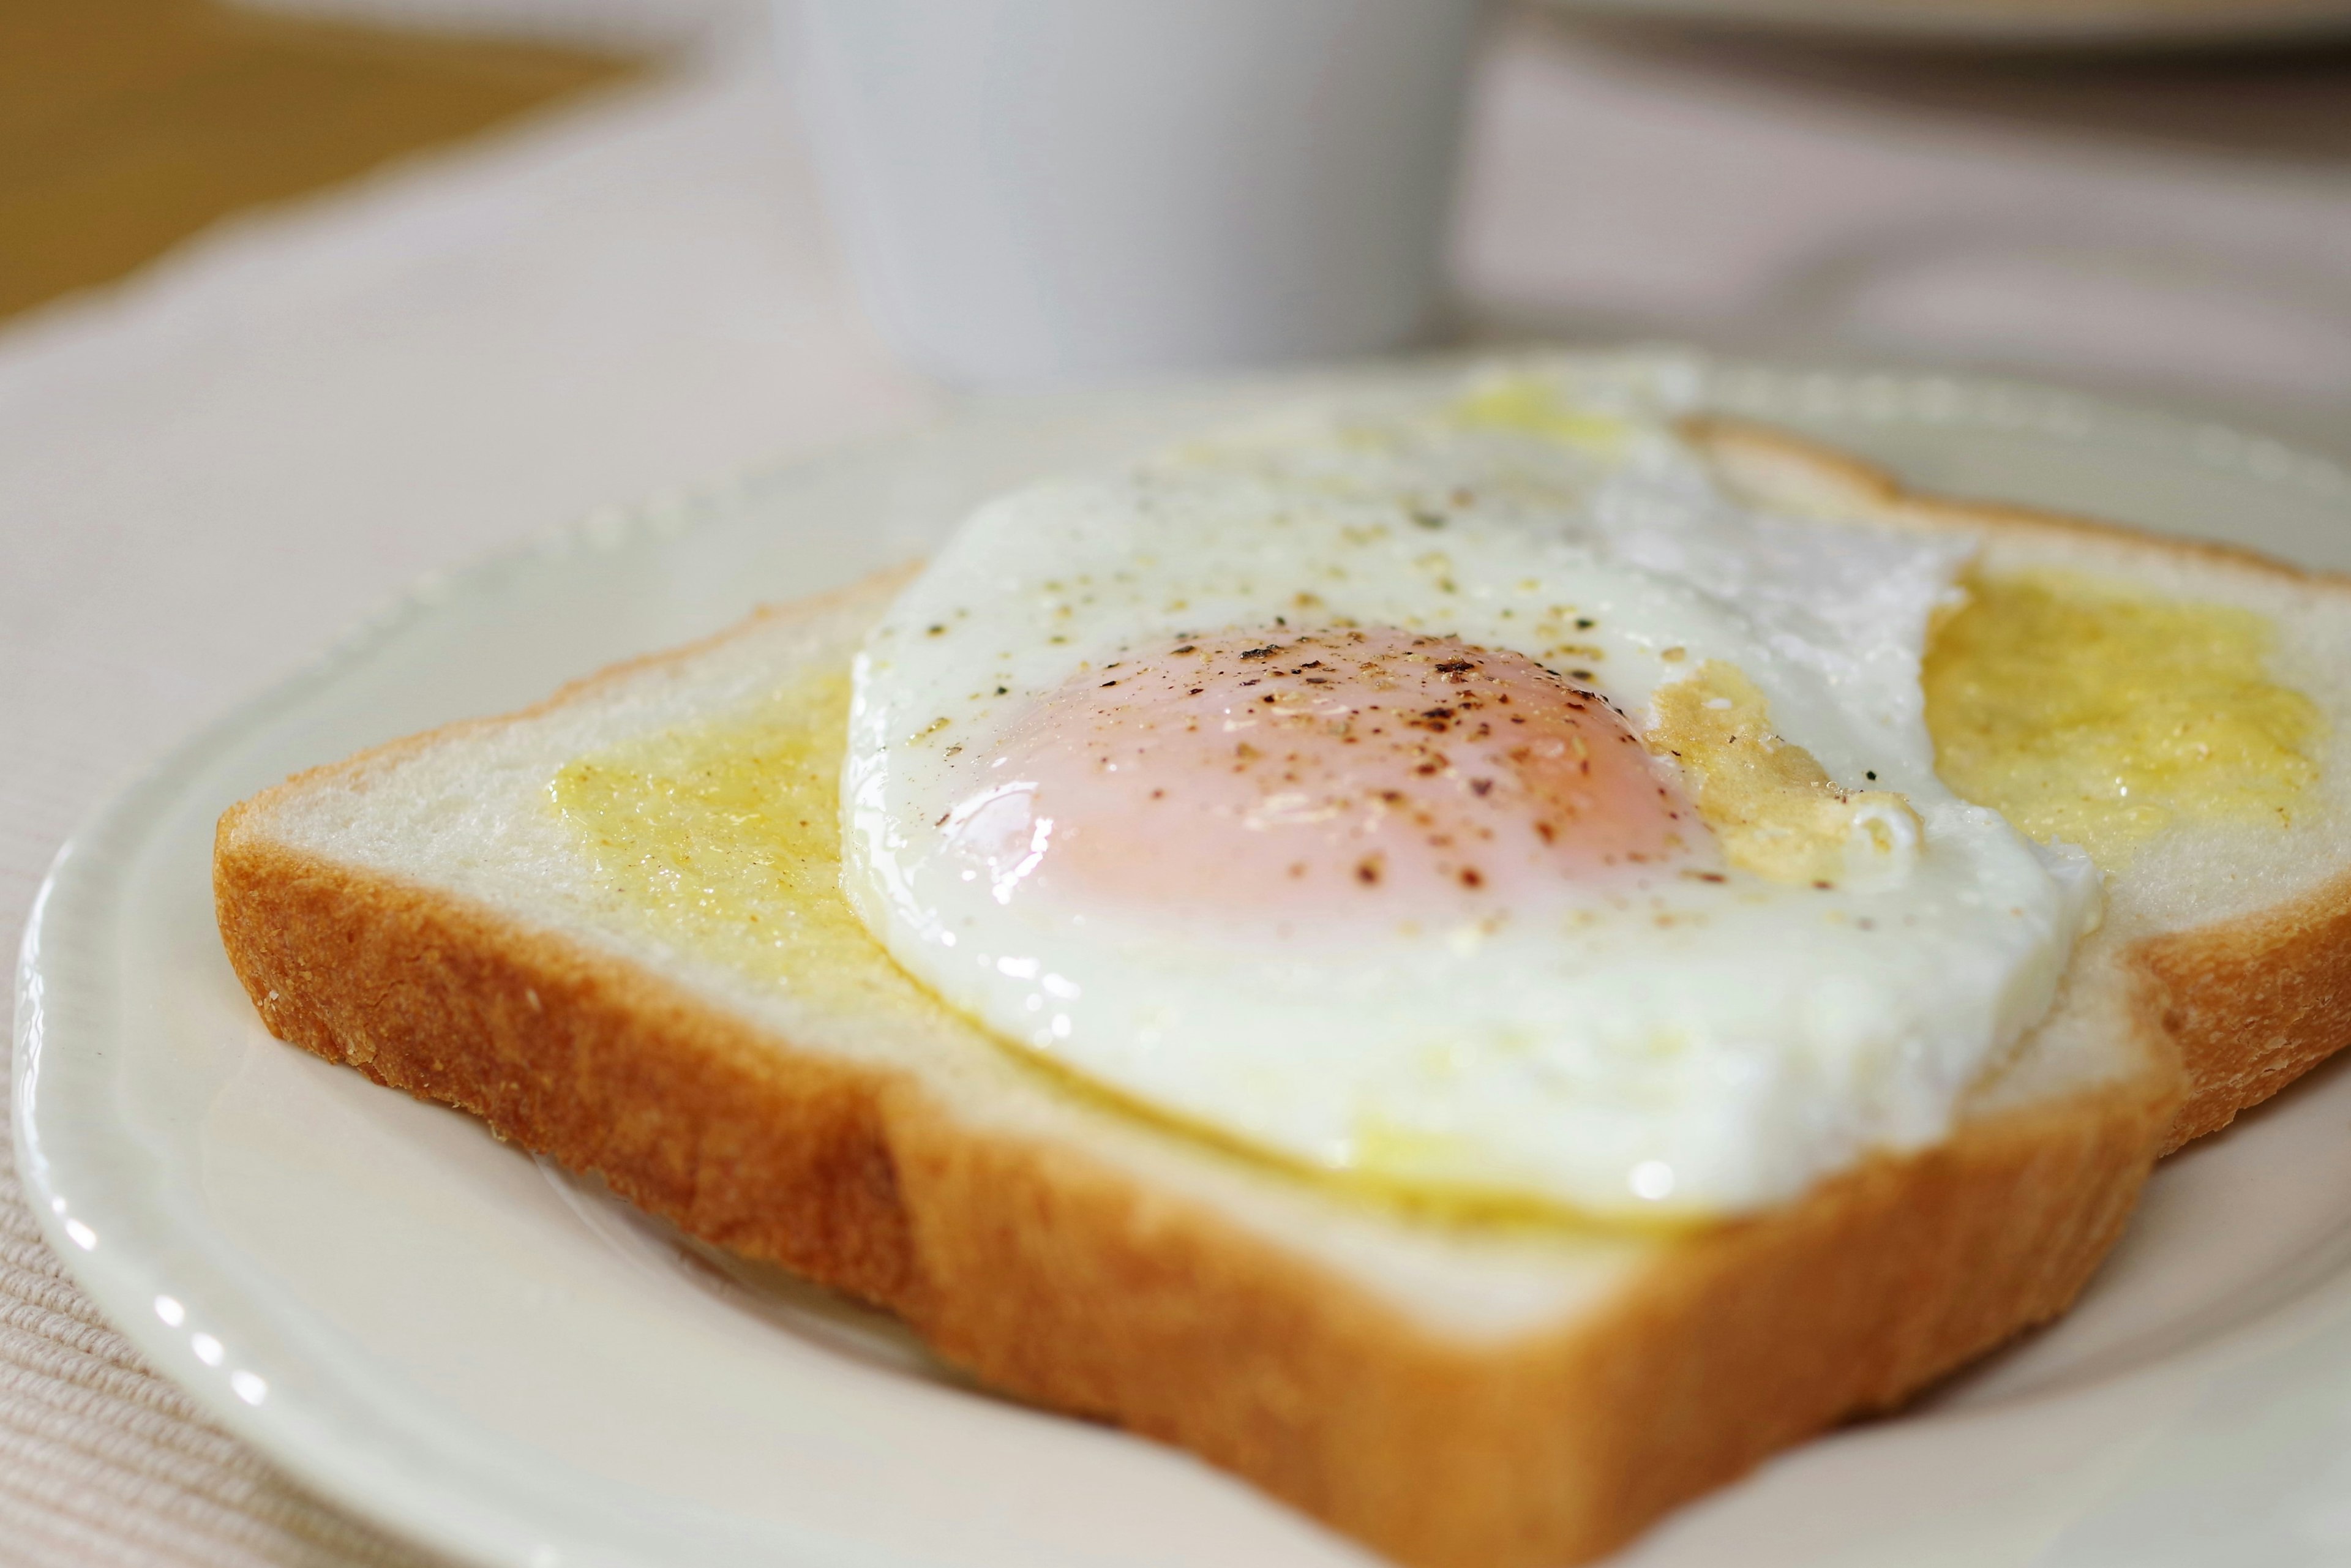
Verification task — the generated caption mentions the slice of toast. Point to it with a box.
[214,417,2351,1568]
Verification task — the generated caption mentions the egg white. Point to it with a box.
[841,358,2099,1217]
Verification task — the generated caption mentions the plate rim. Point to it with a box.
[17,354,2351,1568]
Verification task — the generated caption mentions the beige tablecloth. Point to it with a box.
[4,6,2349,1562]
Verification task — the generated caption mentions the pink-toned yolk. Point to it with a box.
[941,627,1703,925]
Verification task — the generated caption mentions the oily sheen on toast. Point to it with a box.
[214,418,2351,1568]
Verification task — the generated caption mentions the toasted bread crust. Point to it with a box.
[213,830,2173,1568]
[2142,884,2351,1148]
[211,417,2351,1567]
[1683,413,2351,591]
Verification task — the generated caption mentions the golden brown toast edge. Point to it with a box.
[214,822,2175,1568]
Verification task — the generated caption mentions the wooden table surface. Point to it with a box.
[0,0,635,321]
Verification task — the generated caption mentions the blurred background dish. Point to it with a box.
[1452,9,2351,465]
[1537,0,2351,47]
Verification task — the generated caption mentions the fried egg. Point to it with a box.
[841,359,2099,1218]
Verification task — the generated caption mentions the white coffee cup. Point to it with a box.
[789,0,1486,388]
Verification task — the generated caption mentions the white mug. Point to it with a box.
[789,0,1486,388]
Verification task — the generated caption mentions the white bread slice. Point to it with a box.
[213,421,2351,1568]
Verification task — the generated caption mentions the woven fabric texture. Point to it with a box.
[0,1074,435,1568]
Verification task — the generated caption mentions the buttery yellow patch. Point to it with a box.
[1924,569,2320,868]
[1649,662,1922,887]
[549,669,1685,1232]
[1451,375,1630,455]
[548,671,953,1029]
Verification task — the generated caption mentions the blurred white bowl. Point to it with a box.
[789,0,1487,389]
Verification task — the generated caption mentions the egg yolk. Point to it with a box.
[940,628,1701,923]
[1649,661,1922,888]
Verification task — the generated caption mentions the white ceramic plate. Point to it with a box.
[20,360,2351,1568]
[1545,0,2351,46]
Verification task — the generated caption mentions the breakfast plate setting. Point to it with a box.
[20,354,2351,1568]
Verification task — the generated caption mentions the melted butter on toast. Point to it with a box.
[549,670,953,1029]
[1925,569,2320,868]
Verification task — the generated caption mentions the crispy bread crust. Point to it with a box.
[1682,413,2351,590]
[210,418,2349,1566]
[213,830,2173,1568]
[2139,869,2351,1147]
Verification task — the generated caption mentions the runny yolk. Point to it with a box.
[940,627,1701,922]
